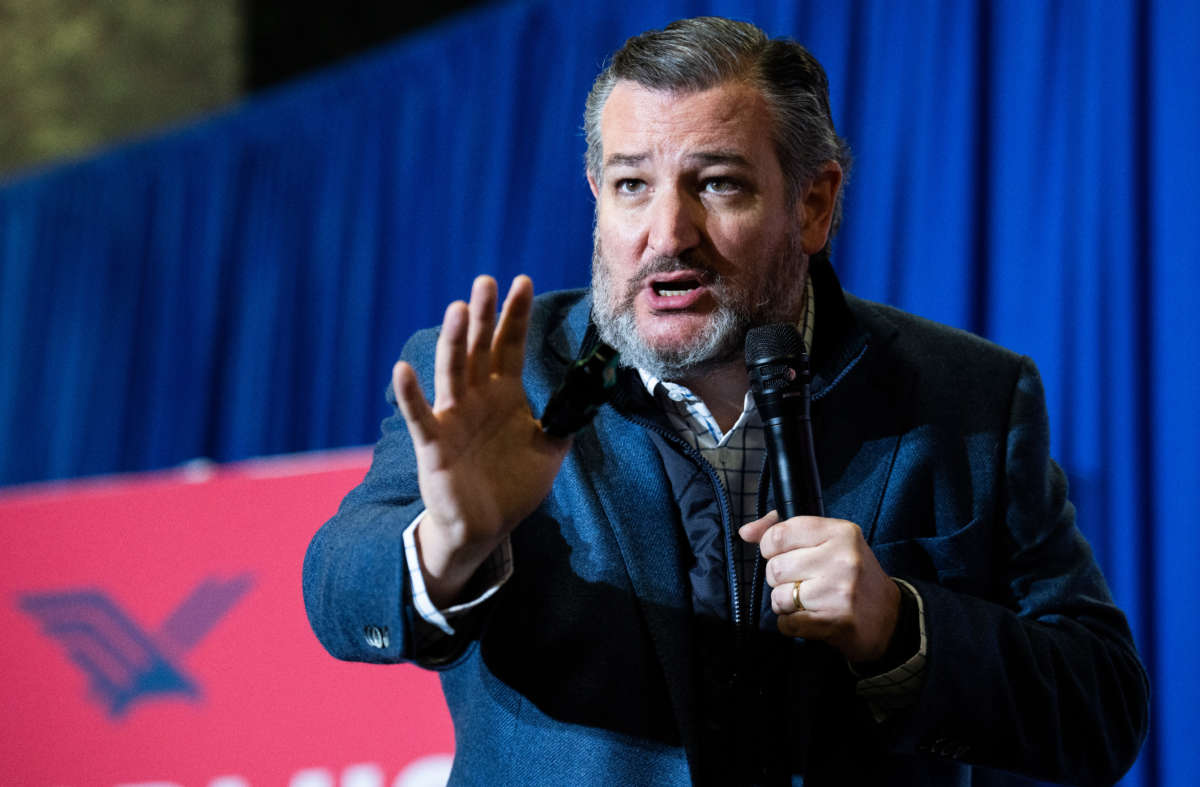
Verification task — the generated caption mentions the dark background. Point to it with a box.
[0,0,489,178]
[244,0,491,89]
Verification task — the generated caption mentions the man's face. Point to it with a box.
[588,79,809,381]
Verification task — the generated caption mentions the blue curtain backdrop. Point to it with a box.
[1,1,1196,784]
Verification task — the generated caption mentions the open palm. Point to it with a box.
[393,275,570,605]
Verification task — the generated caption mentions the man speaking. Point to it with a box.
[303,17,1148,785]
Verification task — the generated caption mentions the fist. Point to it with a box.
[740,513,900,663]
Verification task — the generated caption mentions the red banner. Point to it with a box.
[0,450,454,786]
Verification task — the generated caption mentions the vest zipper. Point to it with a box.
[609,341,869,640]
[616,411,746,633]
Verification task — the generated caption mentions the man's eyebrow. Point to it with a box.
[604,152,753,173]
[602,150,753,170]
[687,151,752,167]
[604,153,648,169]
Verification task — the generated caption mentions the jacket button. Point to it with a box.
[364,625,389,648]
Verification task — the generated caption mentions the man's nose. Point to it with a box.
[646,187,702,257]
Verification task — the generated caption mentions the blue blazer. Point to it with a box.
[303,260,1148,785]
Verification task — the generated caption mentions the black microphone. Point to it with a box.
[540,340,620,437]
[745,323,824,519]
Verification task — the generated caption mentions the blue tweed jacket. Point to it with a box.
[303,260,1148,785]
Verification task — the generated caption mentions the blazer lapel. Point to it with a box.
[811,308,917,544]
[582,405,700,768]
[535,293,700,767]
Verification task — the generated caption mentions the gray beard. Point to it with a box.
[590,232,808,382]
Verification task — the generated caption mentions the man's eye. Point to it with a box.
[615,179,645,194]
[703,178,741,195]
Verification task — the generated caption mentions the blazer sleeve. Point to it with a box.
[302,327,480,668]
[892,357,1149,786]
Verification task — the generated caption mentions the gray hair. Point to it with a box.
[583,17,853,242]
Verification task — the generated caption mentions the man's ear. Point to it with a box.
[587,170,600,199]
[796,162,844,255]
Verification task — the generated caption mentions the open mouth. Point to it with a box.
[644,271,711,310]
[651,278,703,297]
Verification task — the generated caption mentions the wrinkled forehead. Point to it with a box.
[598,79,779,171]
[600,80,777,152]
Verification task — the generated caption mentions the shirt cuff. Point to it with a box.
[853,577,928,722]
[402,510,514,636]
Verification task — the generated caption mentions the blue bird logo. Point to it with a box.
[18,574,253,717]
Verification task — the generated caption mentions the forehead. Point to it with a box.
[600,79,778,168]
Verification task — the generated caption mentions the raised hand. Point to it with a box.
[393,275,571,607]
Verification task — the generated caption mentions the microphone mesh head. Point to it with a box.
[745,323,804,367]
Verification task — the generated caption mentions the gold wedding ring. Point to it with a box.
[792,580,805,612]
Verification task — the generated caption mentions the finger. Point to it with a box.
[769,575,821,614]
[492,275,534,377]
[775,610,837,641]
[737,511,780,544]
[762,545,824,588]
[775,578,806,615]
[466,275,498,385]
[757,515,838,559]
[393,361,438,444]
[434,300,469,408]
